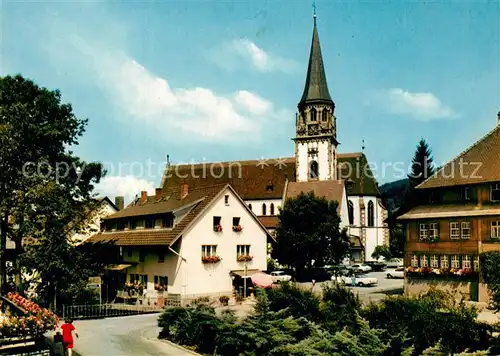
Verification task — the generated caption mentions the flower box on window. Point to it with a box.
[420,235,440,243]
[154,284,166,292]
[405,266,478,280]
[213,224,223,232]
[232,225,243,232]
[237,254,253,262]
[202,255,221,264]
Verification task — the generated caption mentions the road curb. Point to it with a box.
[158,339,201,355]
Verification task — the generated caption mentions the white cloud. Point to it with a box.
[368,88,458,121]
[70,36,289,141]
[209,38,298,73]
[95,175,155,205]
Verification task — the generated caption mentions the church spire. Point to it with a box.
[299,11,332,105]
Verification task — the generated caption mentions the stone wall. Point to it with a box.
[404,278,479,301]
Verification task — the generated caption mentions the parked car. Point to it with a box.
[270,271,292,283]
[351,264,372,273]
[332,274,378,287]
[386,266,405,279]
[385,258,404,268]
[365,261,387,271]
[325,264,351,276]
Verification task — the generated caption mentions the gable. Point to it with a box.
[417,125,500,189]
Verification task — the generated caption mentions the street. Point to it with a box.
[49,313,196,356]
[299,270,404,303]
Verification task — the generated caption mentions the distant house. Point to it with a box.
[398,113,500,302]
[88,184,272,299]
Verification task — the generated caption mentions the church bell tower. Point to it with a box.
[294,13,338,182]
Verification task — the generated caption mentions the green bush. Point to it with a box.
[266,282,321,321]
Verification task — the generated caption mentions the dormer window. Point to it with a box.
[491,183,500,201]
[163,214,174,228]
[310,108,317,121]
[145,216,155,229]
[117,219,126,231]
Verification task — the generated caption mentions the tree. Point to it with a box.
[408,138,435,189]
[272,192,350,275]
[0,74,105,304]
[371,245,392,260]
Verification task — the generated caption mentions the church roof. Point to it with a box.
[161,153,381,199]
[299,17,332,105]
[284,180,345,214]
[416,124,500,189]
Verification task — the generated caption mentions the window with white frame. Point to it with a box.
[450,222,460,239]
[474,256,480,271]
[419,224,429,240]
[441,255,449,268]
[491,183,500,201]
[461,222,471,239]
[236,244,250,256]
[430,255,439,268]
[201,245,217,257]
[429,223,438,238]
[420,255,428,267]
[411,255,418,267]
[491,221,500,239]
[462,255,472,269]
[463,186,472,201]
[451,255,460,269]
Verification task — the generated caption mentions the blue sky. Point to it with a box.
[2,0,499,202]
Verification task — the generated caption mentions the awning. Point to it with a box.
[231,269,261,278]
[105,264,132,271]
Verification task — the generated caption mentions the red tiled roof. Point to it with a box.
[284,180,345,213]
[161,153,380,198]
[417,125,500,189]
[258,216,279,229]
[87,185,226,246]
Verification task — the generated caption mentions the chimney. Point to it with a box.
[141,191,148,203]
[180,184,189,200]
[155,188,162,200]
[115,196,124,211]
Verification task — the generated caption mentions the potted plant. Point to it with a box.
[213,224,223,232]
[202,255,222,264]
[237,254,253,262]
[232,225,243,232]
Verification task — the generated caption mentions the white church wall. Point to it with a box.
[317,141,330,180]
[245,199,282,216]
[296,142,309,182]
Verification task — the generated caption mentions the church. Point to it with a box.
[160,15,389,262]
[88,15,389,300]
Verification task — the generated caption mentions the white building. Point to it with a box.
[159,16,388,262]
[89,184,271,299]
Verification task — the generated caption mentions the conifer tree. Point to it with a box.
[408,138,435,189]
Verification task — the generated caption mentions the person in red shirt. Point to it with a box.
[60,319,78,356]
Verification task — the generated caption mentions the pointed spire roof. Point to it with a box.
[300,15,333,105]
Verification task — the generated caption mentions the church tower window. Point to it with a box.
[310,161,319,179]
[310,108,317,122]
[367,201,375,227]
[262,203,267,216]
[348,200,354,225]
[322,109,328,122]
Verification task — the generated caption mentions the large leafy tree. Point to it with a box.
[272,192,350,274]
[0,74,106,304]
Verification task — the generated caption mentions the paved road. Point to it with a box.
[49,313,196,356]
[300,270,404,303]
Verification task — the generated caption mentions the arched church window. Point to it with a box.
[262,203,267,216]
[367,201,375,227]
[310,160,319,179]
[322,109,328,122]
[310,108,317,121]
[348,200,354,225]
[248,204,252,211]
[270,203,275,215]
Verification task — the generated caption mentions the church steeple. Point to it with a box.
[299,14,333,106]
[294,11,338,183]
